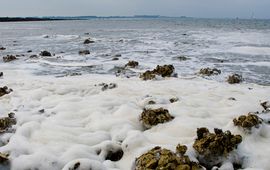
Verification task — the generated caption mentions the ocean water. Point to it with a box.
[0,18,270,170]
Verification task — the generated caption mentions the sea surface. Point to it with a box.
[0,18,270,85]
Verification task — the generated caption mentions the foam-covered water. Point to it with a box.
[0,18,270,170]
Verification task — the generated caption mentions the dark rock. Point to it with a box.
[0,86,13,97]
[0,47,6,50]
[170,97,179,103]
[228,97,236,101]
[0,72,3,77]
[0,152,8,163]
[114,54,122,57]
[148,100,156,105]
[105,149,124,162]
[140,108,174,129]
[175,56,189,61]
[40,51,52,57]
[227,74,242,84]
[0,113,16,133]
[125,61,139,68]
[135,146,203,170]
[233,113,262,130]
[112,57,119,61]
[193,128,242,168]
[261,101,270,111]
[27,50,32,53]
[3,55,17,62]
[98,83,117,91]
[29,55,38,58]
[83,39,95,44]
[140,65,175,80]
[199,68,221,76]
[78,50,90,55]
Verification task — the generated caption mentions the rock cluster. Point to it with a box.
[227,74,242,84]
[140,65,175,80]
[125,61,139,68]
[233,113,262,130]
[3,55,17,62]
[40,51,52,57]
[78,50,90,55]
[0,112,16,133]
[199,68,221,76]
[193,128,242,168]
[0,86,13,97]
[135,146,203,170]
[84,39,95,44]
[140,108,174,129]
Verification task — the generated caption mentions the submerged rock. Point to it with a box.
[97,83,117,91]
[0,113,16,133]
[135,146,203,170]
[125,61,139,68]
[79,50,90,55]
[261,101,270,111]
[112,57,119,61]
[175,56,189,61]
[140,65,175,80]
[0,47,6,50]
[140,108,174,128]
[3,55,17,62]
[29,55,38,58]
[0,86,13,97]
[193,128,242,168]
[169,97,179,103]
[84,39,95,44]
[199,68,221,76]
[227,74,242,84]
[40,51,52,57]
[233,113,262,130]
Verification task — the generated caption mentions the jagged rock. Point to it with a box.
[261,101,270,111]
[0,86,13,97]
[97,83,117,91]
[199,68,221,76]
[140,108,174,128]
[193,128,242,168]
[125,61,139,68]
[227,74,242,84]
[0,113,16,133]
[140,65,175,80]
[170,97,179,103]
[83,39,95,44]
[233,113,262,130]
[79,50,90,55]
[40,51,52,57]
[3,55,17,62]
[135,146,203,170]
[0,47,6,50]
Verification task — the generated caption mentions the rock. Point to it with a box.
[140,65,175,80]
[140,108,174,129]
[112,57,119,61]
[3,55,17,62]
[0,152,9,163]
[228,97,236,101]
[105,149,124,162]
[40,51,52,57]
[0,113,16,133]
[29,55,38,58]
[148,100,156,105]
[114,54,122,57]
[84,39,95,44]
[227,74,242,84]
[0,86,13,97]
[43,35,49,38]
[176,144,187,155]
[170,97,179,103]
[199,68,221,76]
[261,101,270,111]
[175,56,189,61]
[0,47,6,50]
[27,50,32,53]
[233,113,262,130]
[79,50,90,55]
[125,61,139,68]
[97,83,117,91]
[193,128,242,168]
[0,72,3,77]
[135,146,203,170]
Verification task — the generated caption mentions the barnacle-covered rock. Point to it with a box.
[125,61,139,68]
[0,86,13,97]
[199,68,221,76]
[79,50,90,55]
[84,39,95,44]
[140,65,175,80]
[140,108,174,128]
[135,146,203,170]
[193,128,242,168]
[40,51,52,57]
[261,101,270,111]
[233,113,262,130]
[227,74,242,84]
[3,55,17,62]
[0,113,16,133]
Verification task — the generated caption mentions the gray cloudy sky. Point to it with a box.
[0,0,270,19]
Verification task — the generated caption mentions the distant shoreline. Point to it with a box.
[0,17,66,22]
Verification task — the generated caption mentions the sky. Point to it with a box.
[0,0,270,19]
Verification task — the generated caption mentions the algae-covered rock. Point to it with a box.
[140,65,175,80]
[0,86,13,97]
[0,113,16,133]
[193,128,242,168]
[40,51,52,57]
[227,74,242,84]
[3,55,17,62]
[79,50,90,55]
[125,61,139,68]
[199,68,221,76]
[140,108,174,128]
[84,39,95,44]
[233,113,262,130]
[135,146,203,170]
[261,101,270,111]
